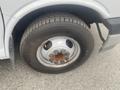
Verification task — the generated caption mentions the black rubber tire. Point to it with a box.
[20,13,94,74]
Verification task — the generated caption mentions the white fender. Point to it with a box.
[5,0,110,58]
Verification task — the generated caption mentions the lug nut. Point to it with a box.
[61,49,66,54]
[64,60,68,63]
[60,60,65,64]
[65,56,69,60]
[65,52,70,56]
[49,54,54,57]
[54,50,59,55]
[58,61,61,64]
[54,61,59,64]
[49,59,53,62]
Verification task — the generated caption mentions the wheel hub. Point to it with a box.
[49,49,70,64]
[36,36,81,68]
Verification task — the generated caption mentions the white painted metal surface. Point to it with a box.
[96,0,120,18]
[0,8,6,59]
[36,36,80,68]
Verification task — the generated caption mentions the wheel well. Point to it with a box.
[12,5,103,50]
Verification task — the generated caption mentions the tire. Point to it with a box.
[20,13,94,74]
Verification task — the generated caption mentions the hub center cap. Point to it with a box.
[49,49,70,64]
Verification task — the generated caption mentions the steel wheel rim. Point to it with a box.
[36,36,81,68]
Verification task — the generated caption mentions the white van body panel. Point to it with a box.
[0,0,119,59]
[0,10,5,59]
[96,0,120,18]
[0,1,6,59]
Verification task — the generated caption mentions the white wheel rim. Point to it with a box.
[36,36,81,68]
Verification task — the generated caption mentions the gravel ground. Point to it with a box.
[0,24,120,90]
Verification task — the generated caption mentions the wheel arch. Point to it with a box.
[5,1,110,58]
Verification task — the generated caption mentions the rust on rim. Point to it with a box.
[50,53,66,62]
